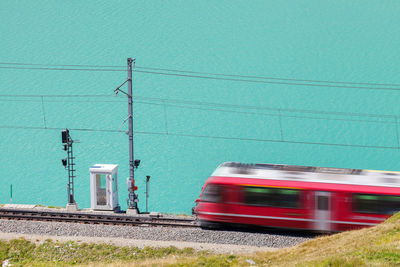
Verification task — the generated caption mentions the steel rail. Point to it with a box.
[0,208,198,228]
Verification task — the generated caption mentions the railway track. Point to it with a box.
[0,208,198,228]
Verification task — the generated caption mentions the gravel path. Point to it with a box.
[0,219,314,253]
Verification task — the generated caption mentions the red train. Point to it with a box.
[193,162,400,231]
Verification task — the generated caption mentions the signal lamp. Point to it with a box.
[134,159,141,168]
[61,129,69,144]
[61,158,67,167]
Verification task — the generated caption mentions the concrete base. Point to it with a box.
[66,203,79,212]
[3,204,36,209]
[126,208,139,215]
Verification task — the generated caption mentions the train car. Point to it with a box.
[193,162,400,231]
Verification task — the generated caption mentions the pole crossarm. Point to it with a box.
[114,78,131,96]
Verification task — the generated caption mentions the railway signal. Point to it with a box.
[61,129,78,211]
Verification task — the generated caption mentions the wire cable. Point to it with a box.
[134,100,396,124]
[0,94,397,120]
[133,70,400,92]
[1,61,399,87]
[1,64,400,91]
[135,65,400,87]
[0,97,394,124]
[0,62,124,68]
[133,95,398,120]
[0,125,124,133]
[0,125,397,150]
[0,99,124,103]
[0,66,123,72]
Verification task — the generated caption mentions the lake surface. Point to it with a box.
[0,1,399,213]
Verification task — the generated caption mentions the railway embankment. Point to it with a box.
[0,212,399,266]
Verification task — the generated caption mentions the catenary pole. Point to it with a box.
[127,58,139,212]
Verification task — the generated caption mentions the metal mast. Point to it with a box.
[128,58,134,190]
[127,58,139,213]
[114,58,140,214]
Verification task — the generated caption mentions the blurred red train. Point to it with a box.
[193,162,400,231]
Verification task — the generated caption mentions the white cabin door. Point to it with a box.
[314,191,331,231]
[96,174,107,207]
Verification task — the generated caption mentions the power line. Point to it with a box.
[135,65,400,87]
[1,61,399,87]
[0,98,124,103]
[136,100,396,124]
[0,125,123,133]
[134,95,398,120]
[0,94,397,121]
[135,131,399,150]
[0,94,113,97]
[0,125,397,150]
[1,64,400,91]
[133,69,400,92]
[0,66,123,72]
[0,62,124,68]
[0,97,394,124]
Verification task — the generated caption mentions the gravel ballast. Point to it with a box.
[0,219,313,249]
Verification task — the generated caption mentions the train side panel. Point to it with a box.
[195,177,400,231]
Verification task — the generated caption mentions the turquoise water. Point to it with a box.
[0,1,399,214]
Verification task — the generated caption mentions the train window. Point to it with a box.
[243,186,301,208]
[201,184,221,203]
[353,194,400,215]
[317,196,329,210]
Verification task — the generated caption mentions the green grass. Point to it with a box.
[0,239,202,266]
[166,212,400,267]
[2,213,400,266]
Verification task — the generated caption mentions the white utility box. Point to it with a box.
[89,164,119,211]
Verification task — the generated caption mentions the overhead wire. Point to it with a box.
[134,66,400,87]
[0,94,113,97]
[133,70,400,91]
[0,66,123,72]
[0,93,397,120]
[0,98,124,103]
[1,61,399,87]
[134,100,396,124]
[0,125,398,150]
[0,97,394,124]
[1,63,400,91]
[0,62,124,68]
[0,125,123,133]
[0,94,398,123]
[1,96,398,148]
[0,62,399,149]
[133,95,398,120]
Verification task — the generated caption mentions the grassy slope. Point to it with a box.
[1,213,400,266]
[176,213,400,267]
